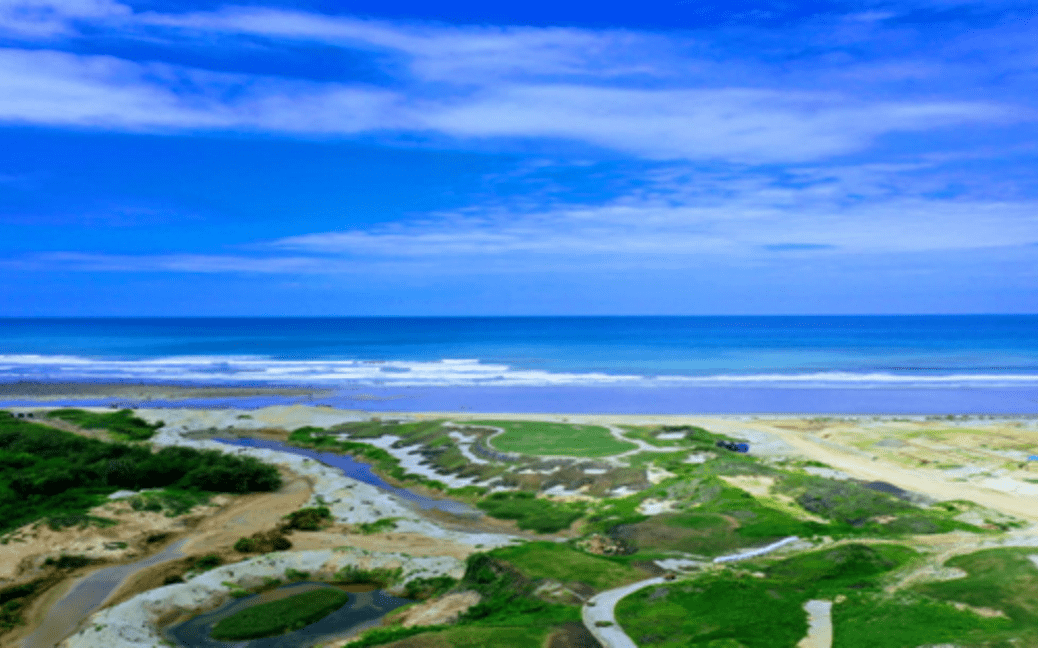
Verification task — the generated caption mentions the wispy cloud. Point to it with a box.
[0,3,1027,162]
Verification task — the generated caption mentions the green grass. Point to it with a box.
[832,593,1015,648]
[46,409,163,441]
[917,548,1038,625]
[766,543,918,597]
[471,420,637,458]
[488,541,645,591]
[616,542,919,648]
[616,572,809,648]
[476,491,586,533]
[210,588,349,640]
[283,506,332,531]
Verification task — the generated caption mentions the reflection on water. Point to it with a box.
[23,539,189,648]
[212,436,482,518]
[164,582,413,648]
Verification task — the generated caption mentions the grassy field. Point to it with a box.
[616,543,918,648]
[616,572,809,648]
[487,541,646,591]
[210,587,349,640]
[473,420,637,457]
[832,593,1014,648]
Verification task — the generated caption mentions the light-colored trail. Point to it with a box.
[798,600,833,648]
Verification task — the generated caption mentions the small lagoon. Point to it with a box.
[163,582,412,648]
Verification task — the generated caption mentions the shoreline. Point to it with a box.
[3,380,1038,415]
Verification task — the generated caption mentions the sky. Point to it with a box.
[0,0,1036,315]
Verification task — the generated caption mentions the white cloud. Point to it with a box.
[0,48,402,132]
[0,0,129,37]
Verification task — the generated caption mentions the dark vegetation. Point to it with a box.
[127,489,211,516]
[403,576,458,601]
[0,412,281,534]
[46,408,164,441]
[210,588,349,640]
[234,528,292,553]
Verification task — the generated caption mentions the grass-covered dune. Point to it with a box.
[346,541,650,648]
[46,408,164,441]
[0,411,282,535]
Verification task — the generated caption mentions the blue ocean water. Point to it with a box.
[1,316,1036,413]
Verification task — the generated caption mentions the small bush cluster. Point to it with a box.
[355,517,399,535]
[335,565,403,587]
[283,506,332,531]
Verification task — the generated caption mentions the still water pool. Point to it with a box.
[164,582,412,648]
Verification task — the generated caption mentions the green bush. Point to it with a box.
[233,537,256,552]
[192,554,221,572]
[210,588,349,640]
[283,506,332,531]
[403,576,457,600]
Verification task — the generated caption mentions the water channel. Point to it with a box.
[163,582,413,648]
[22,539,188,648]
[211,436,483,518]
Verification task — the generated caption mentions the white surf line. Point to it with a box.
[582,537,802,648]
[797,600,834,648]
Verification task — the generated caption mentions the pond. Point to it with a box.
[212,436,482,518]
[163,581,413,648]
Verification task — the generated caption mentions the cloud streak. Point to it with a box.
[0,4,1027,162]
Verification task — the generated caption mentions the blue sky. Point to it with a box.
[0,0,1035,315]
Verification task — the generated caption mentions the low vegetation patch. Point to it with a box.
[335,565,403,587]
[0,413,281,534]
[283,506,332,531]
[46,408,163,441]
[472,420,637,457]
[476,491,586,533]
[210,587,349,640]
[356,517,400,534]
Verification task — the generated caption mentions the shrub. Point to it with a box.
[192,554,221,571]
[283,506,332,531]
[233,537,256,553]
[403,576,457,600]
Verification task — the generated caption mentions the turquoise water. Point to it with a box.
[1,316,1036,413]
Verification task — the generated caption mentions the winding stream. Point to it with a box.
[22,539,188,648]
[212,436,482,517]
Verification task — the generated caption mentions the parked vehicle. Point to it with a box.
[716,440,750,453]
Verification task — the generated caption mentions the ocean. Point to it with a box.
[1,316,1036,414]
